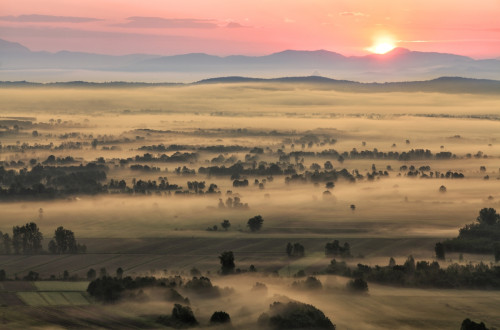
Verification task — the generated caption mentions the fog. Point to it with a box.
[0,84,499,329]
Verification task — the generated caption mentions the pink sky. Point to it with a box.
[1,0,500,58]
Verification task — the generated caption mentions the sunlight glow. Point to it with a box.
[371,42,396,54]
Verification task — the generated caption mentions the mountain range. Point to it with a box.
[1,38,500,83]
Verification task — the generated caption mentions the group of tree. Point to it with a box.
[286,242,305,258]
[0,223,84,255]
[156,304,231,328]
[198,162,291,177]
[88,274,188,303]
[325,240,351,258]
[325,256,500,289]
[439,208,500,259]
[218,196,249,209]
[258,301,335,329]
[0,164,107,198]
[48,226,86,254]
[247,215,264,232]
[461,318,489,330]
[291,276,323,290]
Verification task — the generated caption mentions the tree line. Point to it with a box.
[0,223,85,255]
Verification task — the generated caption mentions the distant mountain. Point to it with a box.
[2,76,499,95]
[196,76,500,94]
[1,38,500,82]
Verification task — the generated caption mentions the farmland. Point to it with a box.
[0,83,499,328]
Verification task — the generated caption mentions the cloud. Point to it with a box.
[116,16,217,29]
[0,14,102,23]
[338,12,369,17]
[0,25,270,55]
[398,39,500,43]
[284,18,295,23]
[225,22,248,29]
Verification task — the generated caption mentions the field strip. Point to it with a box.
[123,255,167,272]
[15,255,72,276]
[17,292,50,306]
[278,252,326,276]
[34,281,89,292]
[68,253,121,272]
[0,255,30,267]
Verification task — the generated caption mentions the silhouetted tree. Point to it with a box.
[12,222,43,254]
[210,311,231,324]
[219,251,235,275]
[435,242,445,260]
[494,244,500,262]
[50,226,77,254]
[116,267,124,279]
[347,278,368,292]
[477,208,499,226]
[258,301,335,329]
[0,269,6,281]
[87,268,96,281]
[286,243,293,257]
[221,219,231,231]
[190,267,201,276]
[24,271,39,281]
[461,318,488,330]
[247,215,264,232]
[157,304,198,327]
[287,242,305,258]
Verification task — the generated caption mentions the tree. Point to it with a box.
[157,304,199,327]
[219,251,235,275]
[435,242,445,260]
[347,278,368,292]
[0,269,6,281]
[477,208,499,226]
[258,301,335,330]
[0,232,11,254]
[116,267,124,279]
[439,185,447,193]
[63,270,69,280]
[221,219,231,231]
[51,226,77,254]
[286,243,293,257]
[24,271,39,281]
[287,242,305,258]
[48,240,57,254]
[87,268,96,281]
[210,311,231,324]
[12,222,43,254]
[247,215,264,232]
[169,304,198,327]
[461,318,488,330]
[12,227,22,254]
[494,244,500,262]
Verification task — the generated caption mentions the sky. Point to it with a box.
[1,0,500,58]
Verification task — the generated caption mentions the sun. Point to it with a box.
[366,35,397,54]
[371,42,396,54]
